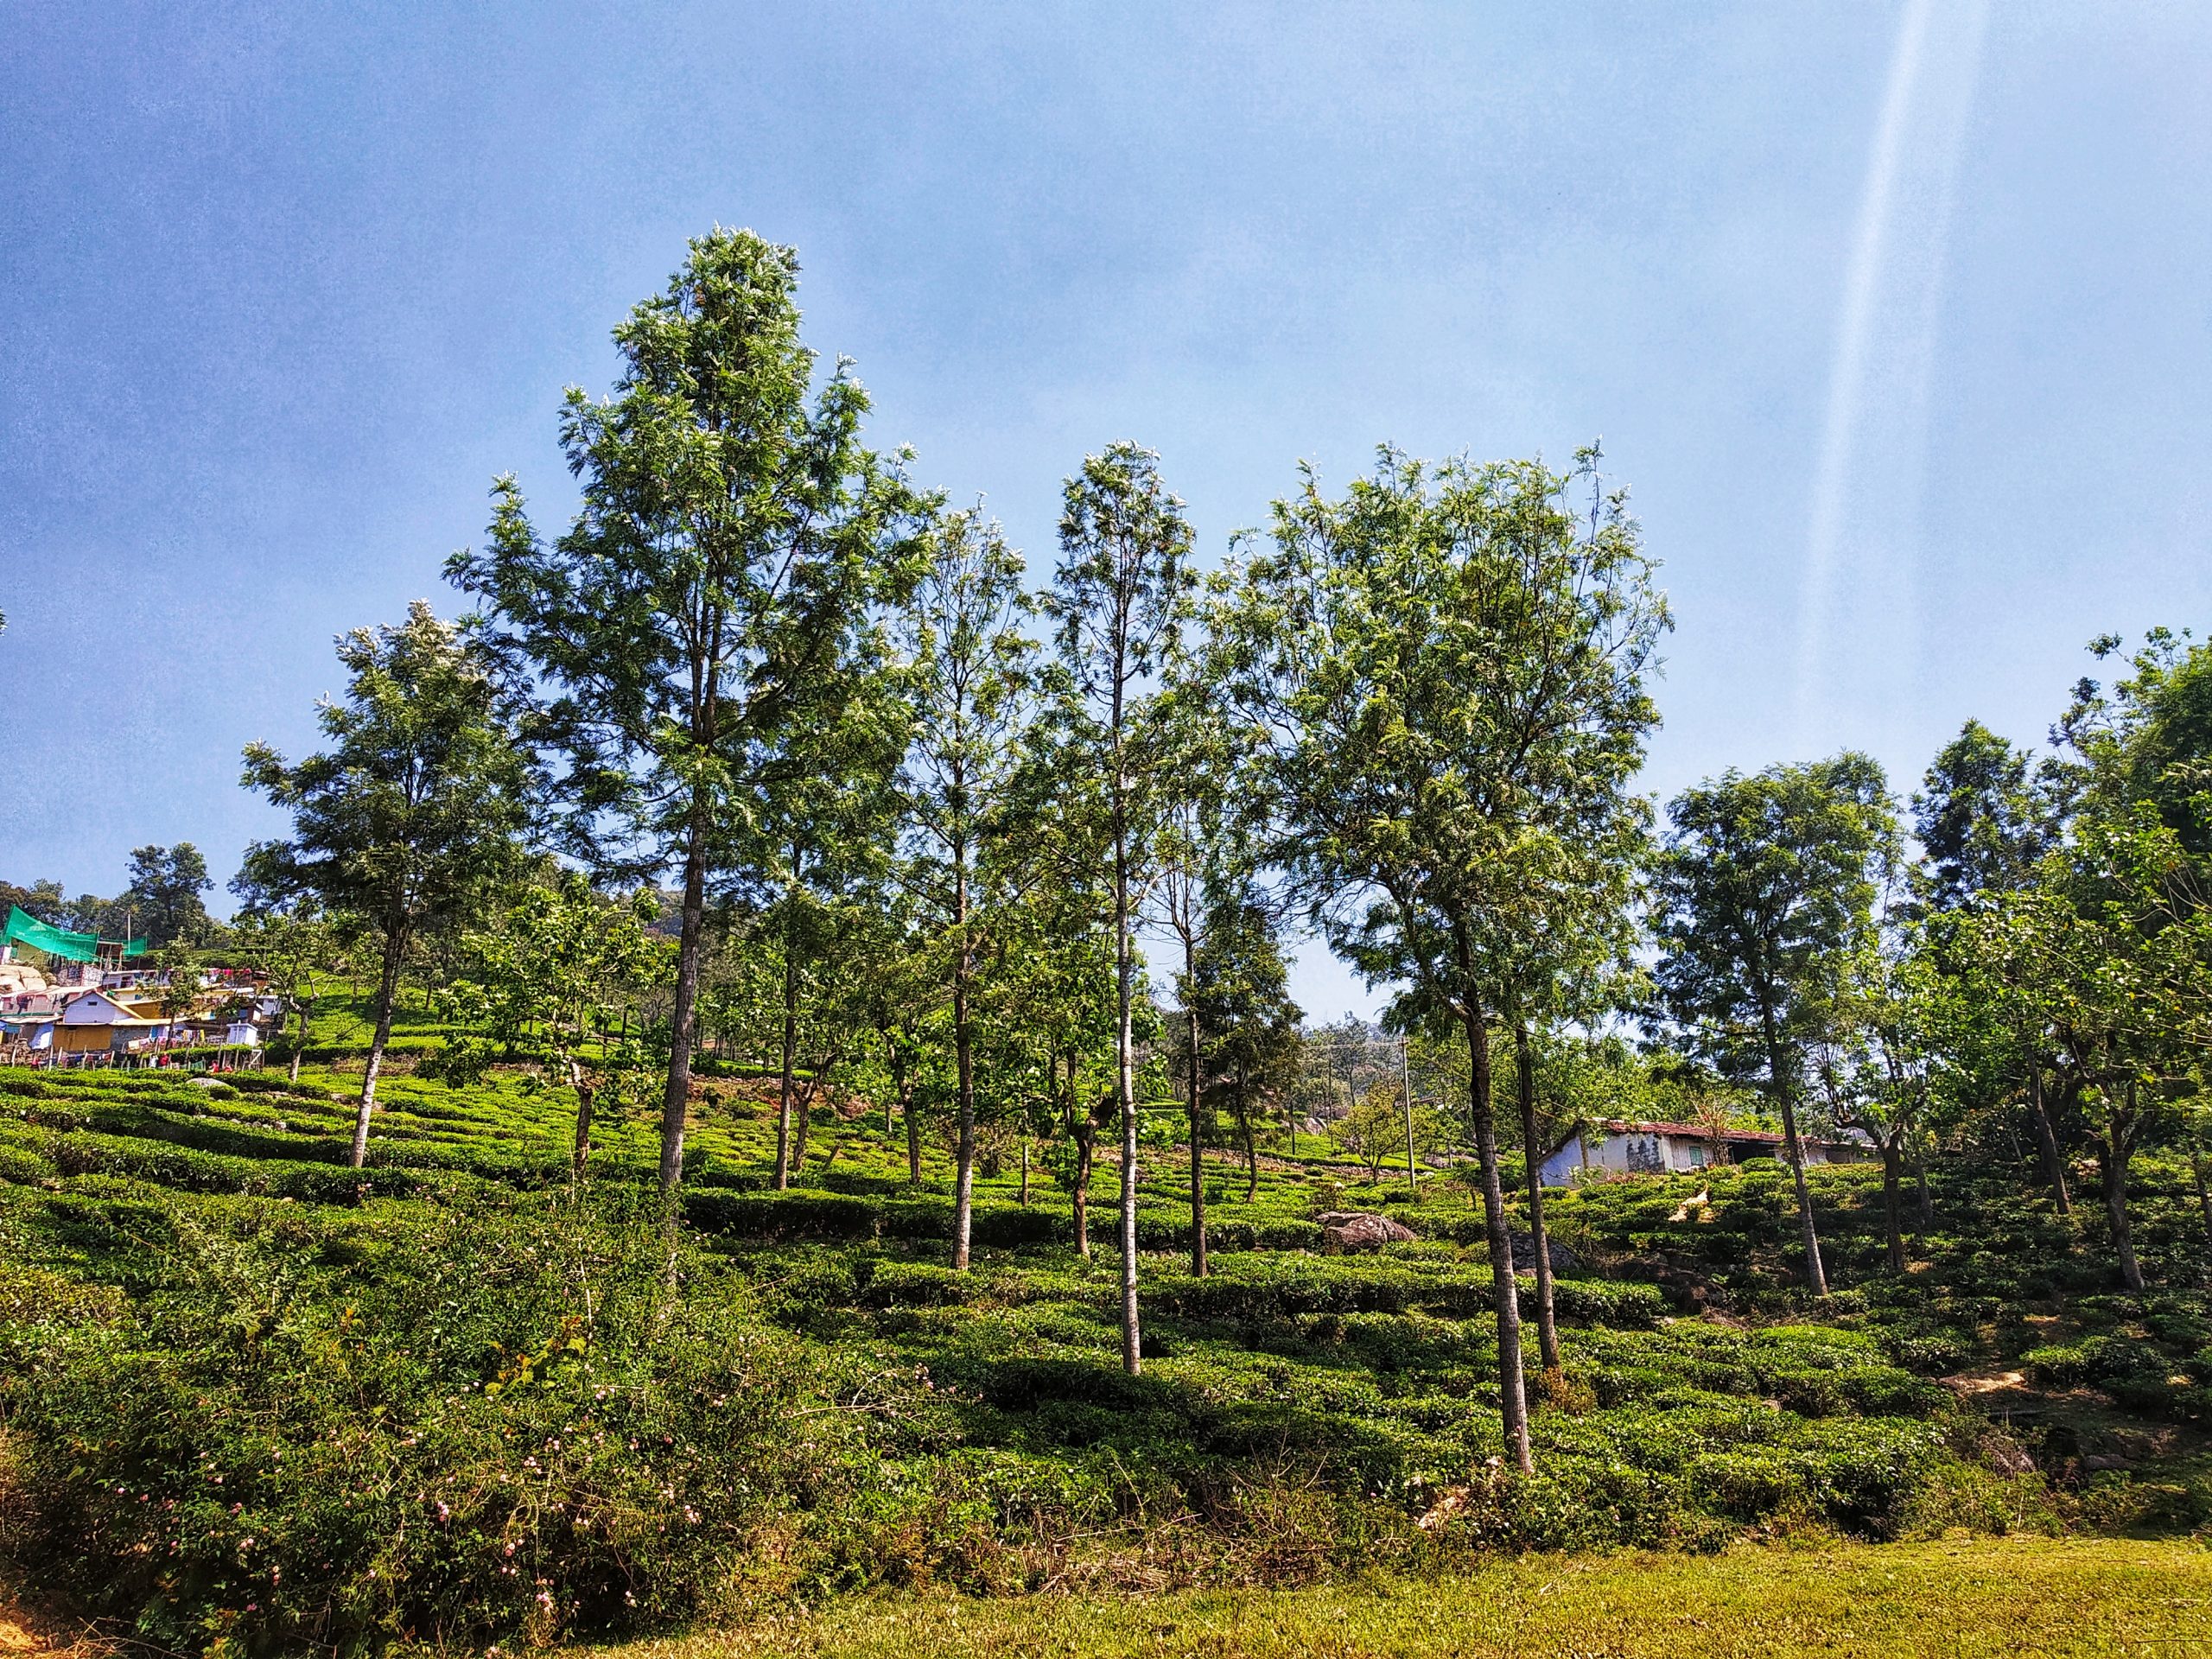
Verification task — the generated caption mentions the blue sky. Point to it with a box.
[5,3,2210,1018]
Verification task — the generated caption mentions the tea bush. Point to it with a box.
[10,1054,2212,1653]
[0,1187,857,1653]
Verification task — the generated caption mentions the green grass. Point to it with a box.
[613,1538,2212,1658]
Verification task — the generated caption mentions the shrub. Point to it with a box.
[683,1190,879,1241]
[2022,1336,2162,1390]
[0,1190,847,1654]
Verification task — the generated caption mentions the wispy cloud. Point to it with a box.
[1794,0,1991,750]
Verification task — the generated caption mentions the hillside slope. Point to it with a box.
[4,1052,2209,1653]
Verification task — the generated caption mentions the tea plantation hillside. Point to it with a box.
[5,1043,2212,1654]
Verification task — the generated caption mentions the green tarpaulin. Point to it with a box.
[3,906,149,962]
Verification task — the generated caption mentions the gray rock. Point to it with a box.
[1317,1211,1416,1253]
[1506,1230,1581,1275]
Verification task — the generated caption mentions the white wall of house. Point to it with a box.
[1541,1123,1872,1186]
[1541,1128,1739,1186]
[60,990,131,1026]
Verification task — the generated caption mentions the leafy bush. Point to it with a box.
[2022,1336,2164,1390]
[0,1186,855,1653]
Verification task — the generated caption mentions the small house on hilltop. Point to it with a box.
[1538,1117,1873,1187]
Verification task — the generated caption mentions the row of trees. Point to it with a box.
[222,229,2212,1478]
[3,845,217,950]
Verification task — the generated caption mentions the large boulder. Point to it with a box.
[1506,1230,1582,1276]
[1317,1211,1416,1253]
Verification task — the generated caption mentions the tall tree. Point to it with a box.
[2060,627,2212,856]
[1914,721,2064,913]
[893,506,1037,1268]
[995,851,1122,1256]
[1809,864,1937,1274]
[1147,655,1250,1276]
[756,704,906,1190]
[1652,754,1897,1298]
[1478,779,1649,1373]
[1192,887,1303,1202]
[240,602,529,1166]
[224,898,342,1085]
[449,228,928,1206]
[121,844,215,948]
[1224,447,1667,1472]
[849,896,943,1185]
[1043,442,1193,1373]
[1914,722,2075,1209]
[1959,803,2212,1291]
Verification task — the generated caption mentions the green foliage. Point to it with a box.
[1652,754,1897,1094]
[238,604,529,954]
[0,1183,838,1653]
[12,1049,2212,1652]
[31,325,2212,1649]
[122,842,218,948]
[1913,720,2066,912]
[448,226,931,1196]
[238,601,532,1165]
[1220,446,1669,1467]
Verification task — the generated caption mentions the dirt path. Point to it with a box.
[0,1601,83,1657]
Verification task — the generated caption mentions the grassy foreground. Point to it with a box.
[607,1539,2212,1659]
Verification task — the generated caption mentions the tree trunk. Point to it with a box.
[1066,1052,1093,1257]
[1880,1137,1906,1273]
[2026,1057,2072,1217]
[2191,1143,2212,1253]
[1243,1106,1259,1204]
[1402,1049,1420,1199]
[2102,1139,2145,1293]
[1020,1139,1030,1206]
[288,996,311,1085]
[1515,1024,1559,1373]
[1072,1120,1095,1259]
[793,1067,819,1171]
[1463,1007,1532,1473]
[570,1057,596,1179]
[1186,969,1207,1278]
[2101,1107,2145,1294]
[350,923,407,1169]
[1762,1001,1827,1296]
[1114,810,1141,1374]
[773,950,798,1192]
[952,849,976,1272]
[657,810,709,1205]
[904,1082,923,1184]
